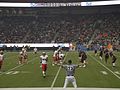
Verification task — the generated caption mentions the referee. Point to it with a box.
[61,60,79,88]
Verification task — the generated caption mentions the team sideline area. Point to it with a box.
[0,51,120,88]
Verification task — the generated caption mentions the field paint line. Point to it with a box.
[0,88,120,90]
[51,52,68,90]
[100,71,108,75]
[88,53,120,80]
[0,57,38,75]
[114,71,120,75]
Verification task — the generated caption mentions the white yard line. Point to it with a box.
[0,57,38,75]
[88,53,120,80]
[51,52,68,90]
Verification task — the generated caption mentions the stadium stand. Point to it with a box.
[0,8,120,47]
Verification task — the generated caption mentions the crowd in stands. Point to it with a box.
[0,10,120,47]
[92,13,120,46]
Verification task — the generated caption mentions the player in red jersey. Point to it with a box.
[0,51,4,71]
[53,49,59,66]
[52,47,63,66]
[40,52,48,78]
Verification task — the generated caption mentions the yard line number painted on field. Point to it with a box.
[100,71,108,75]
[114,71,120,75]
[100,71,120,76]
[3,71,30,75]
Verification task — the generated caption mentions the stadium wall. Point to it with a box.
[0,43,70,51]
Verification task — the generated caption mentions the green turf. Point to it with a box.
[0,51,120,88]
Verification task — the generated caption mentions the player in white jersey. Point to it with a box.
[58,50,65,64]
[34,47,37,54]
[22,48,28,63]
[0,51,4,70]
[18,51,24,64]
[62,60,79,88]
[19,48,28,64]
[40,52,48,78]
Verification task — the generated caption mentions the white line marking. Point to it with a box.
[114,71,120,75]
[100,71,108,75]
[88,53,120,80]
[5,71,13,74]
[21,71,31,74]
[12,71,19,75]
[51,52,68,90]
[0,57,38,75]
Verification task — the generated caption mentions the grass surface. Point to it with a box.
[0,51,120,88]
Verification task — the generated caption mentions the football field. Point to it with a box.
[0,51,120,89]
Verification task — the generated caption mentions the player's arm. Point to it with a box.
[60,64,67,69]
[40,57,42,63]
[75,64,80,68]
[46,56,48,61]
[39,57,42,67]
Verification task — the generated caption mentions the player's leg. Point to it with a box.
[83,60,86,67]
[99,55,102,60]
[105,56,108,63]
[60,54,65,64]
[44,64,47,76]
[109,52,113,57]
[42,64,45,77]
[112,59,116,67]
[0,61,2,70]
[72,77,77,88]
[42,64,47,78]
[79,60,82,67]
[34,51,37,54]
[95,50,97,56]
[24,55,28,63]
[52,57,57,66]
[19,59,22,64]
[0,60,3,72]
[105,58,107,63]
[63,77,68,88]
[57,56,61,65]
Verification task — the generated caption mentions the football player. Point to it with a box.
[94,44,99,56]
[40,52,48,78]
[23,50,28,63]
[78,51,82,60]
[18,51,24,64]
[79,51,87,67]
[0,51,4,71]
[34,47,38,54]
[99,47,104,60]
[58,49,65,64]
[61,60,79,88]
[52,47,62,66]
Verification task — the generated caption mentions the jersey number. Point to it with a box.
[68,67,73,71]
